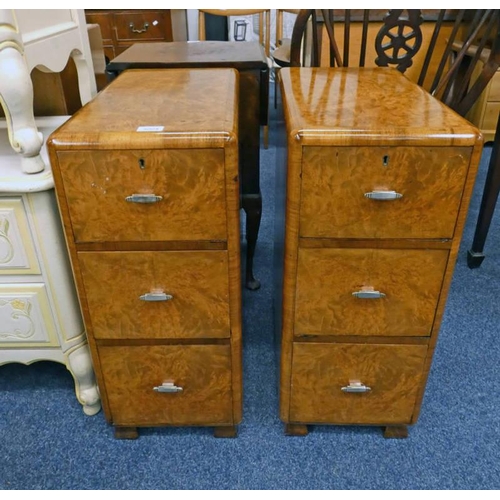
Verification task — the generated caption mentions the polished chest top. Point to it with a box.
[280,67,480,146]
[49,68,238,149]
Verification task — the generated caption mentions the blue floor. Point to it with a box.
[1,98,499,489]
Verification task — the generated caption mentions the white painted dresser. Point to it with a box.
[0,9,101,415]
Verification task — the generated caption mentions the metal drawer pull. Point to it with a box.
[341,381,371,393]
[125,194,163,204]
[139,292,173,302]
[153,382,183,393]
[129,22,149,34]
[352,290,386,299]
[364,190,402,200]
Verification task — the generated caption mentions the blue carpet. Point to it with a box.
[1,96,499,489]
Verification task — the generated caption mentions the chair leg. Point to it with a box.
[243,193,262,291]
[467,114,500,268]
[263,125,269,149]
[274,76,278,109]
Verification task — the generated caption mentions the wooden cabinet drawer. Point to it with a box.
[0,197,40,274]
[295,247,448,337]
[113,11,171,42]
[79,251,230,340]
[300,146,471,239]
[57,149,227,242]
[85,12,113,42]
[99,344,233,426]
[289,342,428,424]
[0,283,58,347]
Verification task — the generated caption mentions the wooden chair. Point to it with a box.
[271,9,301,107]
[285,9,500,267]
[198,9,271,148]
[273,9,301,65]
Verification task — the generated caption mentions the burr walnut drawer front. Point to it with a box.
[289,342,428,425]
[300,146,471,239]
[56,149,227,243]
[98,344,233,426]
[294,247,449,337]
[79,250,230,340]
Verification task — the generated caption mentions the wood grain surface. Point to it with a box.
[289,342,428,424]
[98,344,233,426]
[294,247,449,337]
[410,136,484,423]
[280,67,481,147]
[79,250,230,339]
[108,41,267,69]
[57,149,227,242]
[276,67,483,431]
[300,146,471,239]
[223,142,243,424]
[278,137,304,422]
[47,67,242,430]
[47,68,239,150]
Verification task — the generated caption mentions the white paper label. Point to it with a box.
[136,126,164,132]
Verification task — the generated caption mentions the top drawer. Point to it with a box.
[300,146,471,239]
[0,197,40,275]
[113,11,172,42]
[56,149,227,243]
[85,13,113,42]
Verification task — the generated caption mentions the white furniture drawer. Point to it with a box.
[0,197,40,274]
[0,282,58,347]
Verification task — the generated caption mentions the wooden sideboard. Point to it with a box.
[275,67,483,438]
[85,9,173,63]
[47,68,242,439]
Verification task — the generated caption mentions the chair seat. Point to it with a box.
[272,39,292,67]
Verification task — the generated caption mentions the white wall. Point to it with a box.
[185,9,297,46]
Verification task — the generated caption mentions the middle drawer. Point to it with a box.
[79,250,230,339]
[295,247,449,337]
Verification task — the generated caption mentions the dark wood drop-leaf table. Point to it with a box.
[106,41,269,290]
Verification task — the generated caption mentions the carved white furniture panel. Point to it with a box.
[0,197,40,273]
[0,283,57,345]
[0,10,100,416]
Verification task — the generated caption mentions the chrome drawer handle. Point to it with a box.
[139,292,173,302]
[352,290,386,299]
[125,194,163,204]
[129,22,149,34]
[153,382,183,393]
[341,381,371,393]
[364,190,402,200]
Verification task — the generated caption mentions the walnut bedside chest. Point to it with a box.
[275,67,483,438]
[48,68,242,439]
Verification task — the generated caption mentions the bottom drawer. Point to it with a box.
[289,342,428,425]
[99,344,233,426]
